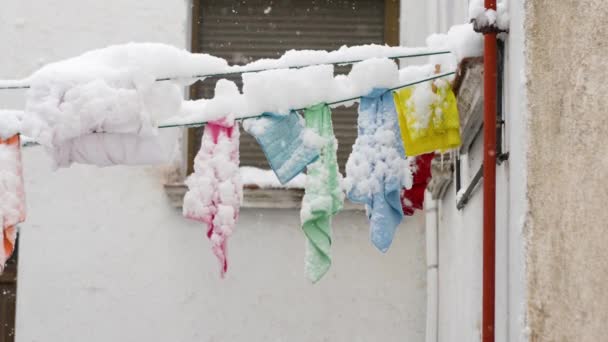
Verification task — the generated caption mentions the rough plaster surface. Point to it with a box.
[525,1,608,340]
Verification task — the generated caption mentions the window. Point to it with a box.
[187,0,400,174]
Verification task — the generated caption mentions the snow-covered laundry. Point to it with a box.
[344,88,410,253]
[393,79,461,157]
[0,135,26,273]
[183,119,242,277]
[20,43,205,168]
[401,153,434,216]
[22,78,180,167]
[50,130,178,168]
[300,104,344,283]
[243,111,320,184]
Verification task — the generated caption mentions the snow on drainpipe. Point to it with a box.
[482,0,498,341]
[424,191,438,342]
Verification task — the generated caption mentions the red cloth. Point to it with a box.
[401,153,434,216]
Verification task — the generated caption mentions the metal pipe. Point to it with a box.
[482,0,498,341]
[424,191,439,342]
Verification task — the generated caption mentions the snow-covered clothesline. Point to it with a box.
[157,71,456,129]
[1,23,482,141]
[0,47,451,91]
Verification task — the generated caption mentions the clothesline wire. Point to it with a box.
[0,50,451,90]
[158,71,456,129]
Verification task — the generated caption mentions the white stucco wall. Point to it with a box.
[17,147,426,342]
[403,0,529,341]
[399,0,469,47]
[1,1,428,341]
[0,0,190,109]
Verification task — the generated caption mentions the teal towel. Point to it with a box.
[244,111,320,184]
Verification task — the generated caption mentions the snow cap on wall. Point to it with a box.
[426,23,483,72]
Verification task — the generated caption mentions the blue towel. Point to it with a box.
[345,88,407,252]
[244,111,320,184]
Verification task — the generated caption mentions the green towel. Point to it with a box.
[301,103,344,283]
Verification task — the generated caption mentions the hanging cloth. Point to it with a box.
[50,131,178,168]
[183,120,242,277]
[401,153,435,216]
[243,111,320,184]
[393,80,461,157]
[0,135,26,273]
[345,88,408,253]
[300,104,344,283]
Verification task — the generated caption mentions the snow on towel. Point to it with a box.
[183,118,242,277]
[300,104,344,283]
[345,88,410,252]
[393,79,461,157]
[0,135,26,273]
[244,111,320,184]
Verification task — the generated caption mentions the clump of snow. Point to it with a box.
[339,57,400,98]
[241,115,271,136]
[426,24,483,72]
[180,80,243,125]
[0,110,24,139]
[398,64,436,84]
[469,0,509,30]
[163,58,400,126]
[301,128,327,149]
[406,81,441,130]
[242,65,336,114]
[234,44,448,73]
[0,142,25,230]
[240,166,306,189]
[27,42,228,86]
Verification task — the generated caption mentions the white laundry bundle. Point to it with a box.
[21,43,228,168]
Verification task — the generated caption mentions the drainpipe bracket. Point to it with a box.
[497,152,510,165]
[471,19,509,34]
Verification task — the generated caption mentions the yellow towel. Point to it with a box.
[393,81,461,157]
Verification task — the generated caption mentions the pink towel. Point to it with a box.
[183,120,242,277]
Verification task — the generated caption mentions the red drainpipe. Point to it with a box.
[482,0,498,341]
